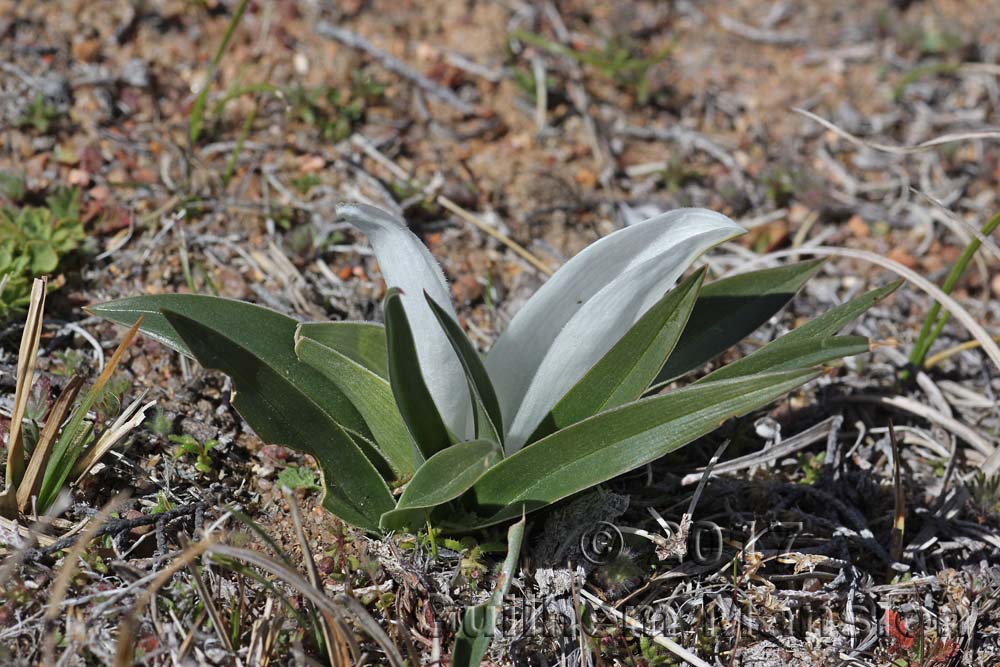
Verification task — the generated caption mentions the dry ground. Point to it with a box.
[1,0,999,665]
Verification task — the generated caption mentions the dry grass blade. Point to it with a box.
[42,493,129,667]
[437,195,555,277]
[844,395,995,461]
[794,107,1000,154]
[285,489,352,667]
[92,316,143,395]
[1,278,48,517]
[185,553,235,654]
[680,417,838,485]
[114,537,217,666]
[16,376,84,513]
[925,336,1000,369]
[71,394,156,482]
[208,544,407,667]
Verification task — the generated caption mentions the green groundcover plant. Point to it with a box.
[0,187,85,319]
[92,204,898,534]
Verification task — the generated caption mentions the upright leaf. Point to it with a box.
[297,321,388,378]
[466,369,818,528]
[295,333,419,478]
[162,310,394,530]
[504,210,743,451]
[654,259,826,384]
[527,268,705,443]
[489,209,745,451]
[384,288,452,458]
[699,280,901,382]
[425,292,503,444]
[379,439,501,531]
[339,203,470,438]
[451,517,526,667]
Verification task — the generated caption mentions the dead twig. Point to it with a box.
[315,22,477,116]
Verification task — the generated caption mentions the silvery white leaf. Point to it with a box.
[337,203,470,438]
[487,209,744,450]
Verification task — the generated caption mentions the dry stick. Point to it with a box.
[679,417,839,486]
[724,246,1000,374]
[579,589,713,667]
[315,22,476,116]
[42,493,130,667]
[794,107,1000,155]
[351,133,554,276]
[717,13,807,45]
[888,423,906,564]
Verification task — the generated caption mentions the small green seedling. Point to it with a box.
[169,434,217,474]
[0,187,85,319]
[276,465,321,492]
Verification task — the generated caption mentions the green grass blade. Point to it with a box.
[189,0,249,144]
[909,210,1000,369]
[295,333,419,478]
[653,259,825,384]
[424,292,503,443]
[36,421,92,512]
[527,268,705,443]
[162,310,393,531]
[384,288,452,458]
[465,369,818,528]
[379,439,500,531]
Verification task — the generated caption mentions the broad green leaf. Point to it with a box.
[295,333,419,478]
[492,209,745,451]
[451,517,525,667]
[339,203,470,438]
[161,310,394,530]
[296,321,388,378]
[425,292,503,444]
[653,259,826,385]
[527,268,705,444]
[384,288,452,458]
[88,294,372,438]
[379,439,501,531]
[700,336,869,382]
[465,368,818,528]
[698,281,900,382]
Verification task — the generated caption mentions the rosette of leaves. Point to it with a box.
[92,204,898,533]
[0,188,85,318]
